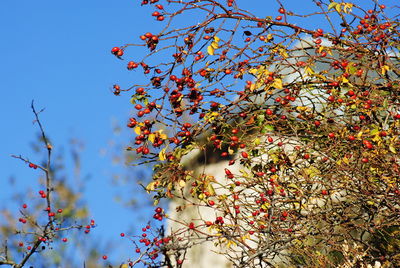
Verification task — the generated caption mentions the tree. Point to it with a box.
[111,0,399,267]
[2,0,399,267]
[0,103,104,268]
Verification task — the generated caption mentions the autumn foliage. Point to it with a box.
[113,0,399,267]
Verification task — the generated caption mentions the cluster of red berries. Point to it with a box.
[111,47,124,57]
[28,162,38,169]
[140,32,159,51]
[153,207,163,221]
[141,0,160,6]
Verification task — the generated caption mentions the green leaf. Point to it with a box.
[263,124,274,132]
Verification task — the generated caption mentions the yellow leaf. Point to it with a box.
[207,45,215,55]
[279,48,289,58]
[296,106,311,112]
[226,240,237,248]
[160,133,168,140]
[179,180,186,187]
[304,167,320,178]
[248,68,258,75]
[146,181,157,192]
[328,2,338,11]
[148,133,156,143]
[266,34,273,41]
[241,234,250,241]
[343,3,353,14]
[207,183,216,196]
[272,78,283,89]
[261,203,270,210]
[305,66,315,76]
[134,126,141,135]
[381,65,390,75]
[211,41,219,49]
[335,3,342,13]
[262,69,270,76]
[389,145,396,154]
[213,36,220,42]
[159,148,167,161]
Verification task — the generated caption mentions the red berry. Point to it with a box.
[111,47,120,53]
[155,207,163,213]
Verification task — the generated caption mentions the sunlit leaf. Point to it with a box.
[381,65,390,75]
[159,147,167,161]
[328,2,338,11]
[211,41,219,49]
[134,126,141,135]
[343,3,353,13]
[207,45,215,55]
[272,78,283,89]
[148,133,156,143]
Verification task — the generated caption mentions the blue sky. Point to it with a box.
[0,0,396,266]
[0,0,154,265]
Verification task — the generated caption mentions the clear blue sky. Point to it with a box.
[0,0,155,265]
[0,0,396,266]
